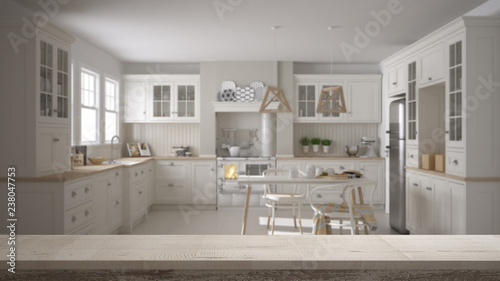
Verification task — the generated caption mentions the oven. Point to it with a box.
[216,157,275,208]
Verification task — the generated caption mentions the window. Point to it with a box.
[81,68,99,143]
[104,78,119,142]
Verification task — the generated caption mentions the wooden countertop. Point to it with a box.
[405,166,500,182]
[277,156,385,161]
[1,156,216,183]
[1,235,499,270]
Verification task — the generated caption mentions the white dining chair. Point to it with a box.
[262,169,305,235]
[310,181,378,235]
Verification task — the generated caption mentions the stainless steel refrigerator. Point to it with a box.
[387,98,409,234]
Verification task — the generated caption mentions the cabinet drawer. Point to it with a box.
[155,182,188,203]
[306,161,356,174]
[128,165,148,183]
[65,179,93,209]
[64,201,94,233]
[156,161,188,181]
[446,151,465,176]
[406,147,419,168]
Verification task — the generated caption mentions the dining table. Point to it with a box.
[235,175,376,235]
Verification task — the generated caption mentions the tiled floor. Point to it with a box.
[132,205,400,235]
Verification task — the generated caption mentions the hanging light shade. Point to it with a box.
[317,26,346,114]
[259,26,292,113]
[317,85,346,113]
[259,86,292,113]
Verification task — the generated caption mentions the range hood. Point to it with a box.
[212,101,280,113]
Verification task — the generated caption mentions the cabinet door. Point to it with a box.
[406,60,418,146]
[346,81,380,122]
[387,63,406,95]
[420,175,434,234]
[295,82,317,121]
[419,43,445,86]
[191,161,216,204]
[406,172,420,232]
[358,161,385,204]
[36,127,70,176]
[155,182,188,203]
[445,36,465,149]
[175,83,198,121]
[448,181,465,234]
[123,80,147,122]
[150,82,174,121]
[131,182,147,221]
[433,177,450,234]
[317,82,345,122]
[93,175,109,234]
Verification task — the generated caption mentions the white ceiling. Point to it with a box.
[12,0,495,63]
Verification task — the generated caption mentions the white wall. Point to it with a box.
[71,38,123,159]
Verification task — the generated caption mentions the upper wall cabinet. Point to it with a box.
[418,43,445,87]
[123,75,200,123]
[387,62,406,96]
[294,75,381,123]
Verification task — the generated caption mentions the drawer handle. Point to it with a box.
[392,82,397,85]
[72,191,77,197]
[340,166,345,170]
[413,183,418,187]
[108,182,111,186]
[53,138,60,142]
[409,154,414,159]
[139,191,143,195]
[426,187,432,191]
[115,200,120,206]
[141,170,144,175]
[135,172,138,177]
[168,183,174,187]
[168,162,174,166]
[452,160,458,166]
[428,77,432,81]
[210,168,214,171]
[85,187,90,193]
[72,216,77,223]
[149,169,152,172]
[115,172,120,176]
[85,210,90,217]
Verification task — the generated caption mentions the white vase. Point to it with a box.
[312,145,319,153]
[323,146,330,153]
[302,145,309,153]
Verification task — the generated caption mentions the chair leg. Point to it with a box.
[354,219,360,235]
[271,203,276,235]
[298,201,302,235]
[293,203,297,228]
[339,219,343,235]
[267,207,271,229]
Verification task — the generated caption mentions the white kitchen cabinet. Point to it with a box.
[405,171,420,233]
[191,160,216,205]
[122,163,151,233]
[36,126,71,176]
[122,75,200,123]
[155,160,189,204]
[358,161,385,204]
[0,18,74,178]
[123,79,147,122]
[448,181,466,234]
[145,162,155,209]
[131,181,147,223]
[93,174,109,234]
[345,81,381,122]
[387,62,406,96]
[406,60,418,147]
[93,170,123,234]
[433,177,450,234]
[294,75,381,123]
[419,176,435,234]
[418,43,445,87]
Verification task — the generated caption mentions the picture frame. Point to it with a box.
[138,142,151,156]
[127,143,140,157]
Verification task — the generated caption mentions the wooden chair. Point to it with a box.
[262,169,305,235]
[310,182,377,235]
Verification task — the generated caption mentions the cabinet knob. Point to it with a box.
[115,172,120,176]
[85,210,90,216]
[409,154,414,159]
[71,216,77,223]
[168,183,174,187]
[85,187,90,193]
[107,182,111,186]
[452,160,458,166]
[445,131,450,134]
[53,138,60,142]
[340,166,345,170]
[115,200,120,206]
[135,172,138,177]
[168,162,174,166]
[428,77,432,81]
[392,82,397,85]
[414,131,418,135]
[141,170,144,175]
[426,187,432,191]
[210,168,214,171]
[72,191,77,197]
[413,183,418,187]
[139,191,143,194]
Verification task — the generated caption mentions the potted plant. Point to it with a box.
[299,136,310,153]
[311,137,321,153]
[321,139,331,153]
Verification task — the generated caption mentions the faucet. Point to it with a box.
[110,135,121,163]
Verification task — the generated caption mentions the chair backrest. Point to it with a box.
[309,181,378,210]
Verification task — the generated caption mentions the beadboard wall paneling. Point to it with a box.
[124,123,200,156]
[294,123,379,157]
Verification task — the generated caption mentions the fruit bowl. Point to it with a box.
[88,157,106,165]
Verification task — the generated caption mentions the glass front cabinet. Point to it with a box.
[148,79,199,122]
[446,35,464,149]
[406,60,418,146]
[38,35,71,124]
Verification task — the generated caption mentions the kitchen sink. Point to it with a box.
[102,160,138,165]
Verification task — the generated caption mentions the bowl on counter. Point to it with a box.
[88,157,106,165]
[345,145,359,157]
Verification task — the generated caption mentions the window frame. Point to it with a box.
[80,67,100,144]
[104,76,120,143]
